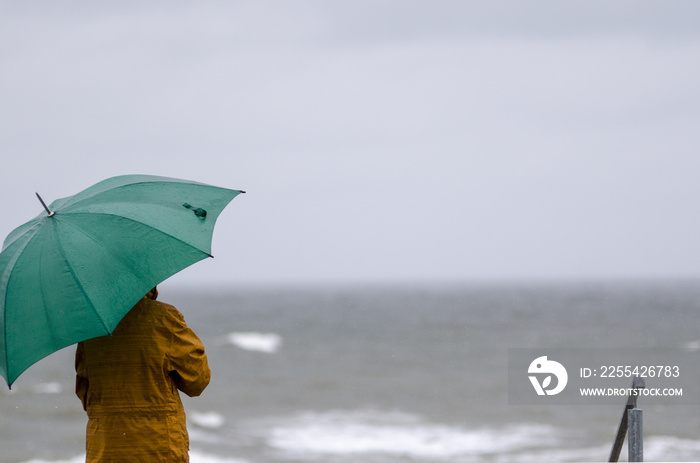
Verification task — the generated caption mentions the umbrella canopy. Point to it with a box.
[0,174,244,387]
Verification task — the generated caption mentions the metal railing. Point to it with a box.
[609,376,645,462]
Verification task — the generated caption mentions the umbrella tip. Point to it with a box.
[35,192,54,217]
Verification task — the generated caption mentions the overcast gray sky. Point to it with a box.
[1,1,699,286]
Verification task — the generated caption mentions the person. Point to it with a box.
[75,287,210,462]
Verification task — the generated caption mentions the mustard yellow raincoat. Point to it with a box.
[75,292,210,462]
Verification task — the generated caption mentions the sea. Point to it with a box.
[2,280,700,463]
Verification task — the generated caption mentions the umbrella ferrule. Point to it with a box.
[35,193,54,217]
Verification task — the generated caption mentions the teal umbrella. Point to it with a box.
[0,174,244,387]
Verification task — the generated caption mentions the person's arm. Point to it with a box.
[75,342,89,411]
[166,307,211,397]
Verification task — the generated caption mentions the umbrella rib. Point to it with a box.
[50,221,112,335]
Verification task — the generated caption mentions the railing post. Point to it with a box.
[628,408,643,462]
[608,376,645,462]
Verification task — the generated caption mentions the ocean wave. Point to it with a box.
[21,457,85,463]
[226,332,282,353]
[189,427,224,444]
[491,443,612,463]
[21,452,248,463]
[259,409,700,462]
[190,411,226,429]
[684,340,700,352]
[493,435,700,462]
[189,451,250,463]
[643,435,700,461]
[264,409,559,460]
[31,382,63,394]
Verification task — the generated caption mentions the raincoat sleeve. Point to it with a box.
[75,342,89,411]
[166,306,211,397]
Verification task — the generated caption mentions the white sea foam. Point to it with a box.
[492,443,612,463]
[189,451,250,463]
[265,410,558,460]
[226,332,282,353]
[643,435,700,461]
[22,452,248,463]
[190,411,226,428]
[188,427,223,444]
[265,411,700,461]
[497,435,700,462]
[31,382,62,394]
[21,457,85,463]
[684,340,700,351]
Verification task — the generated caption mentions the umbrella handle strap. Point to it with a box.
[183,203,207,219]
